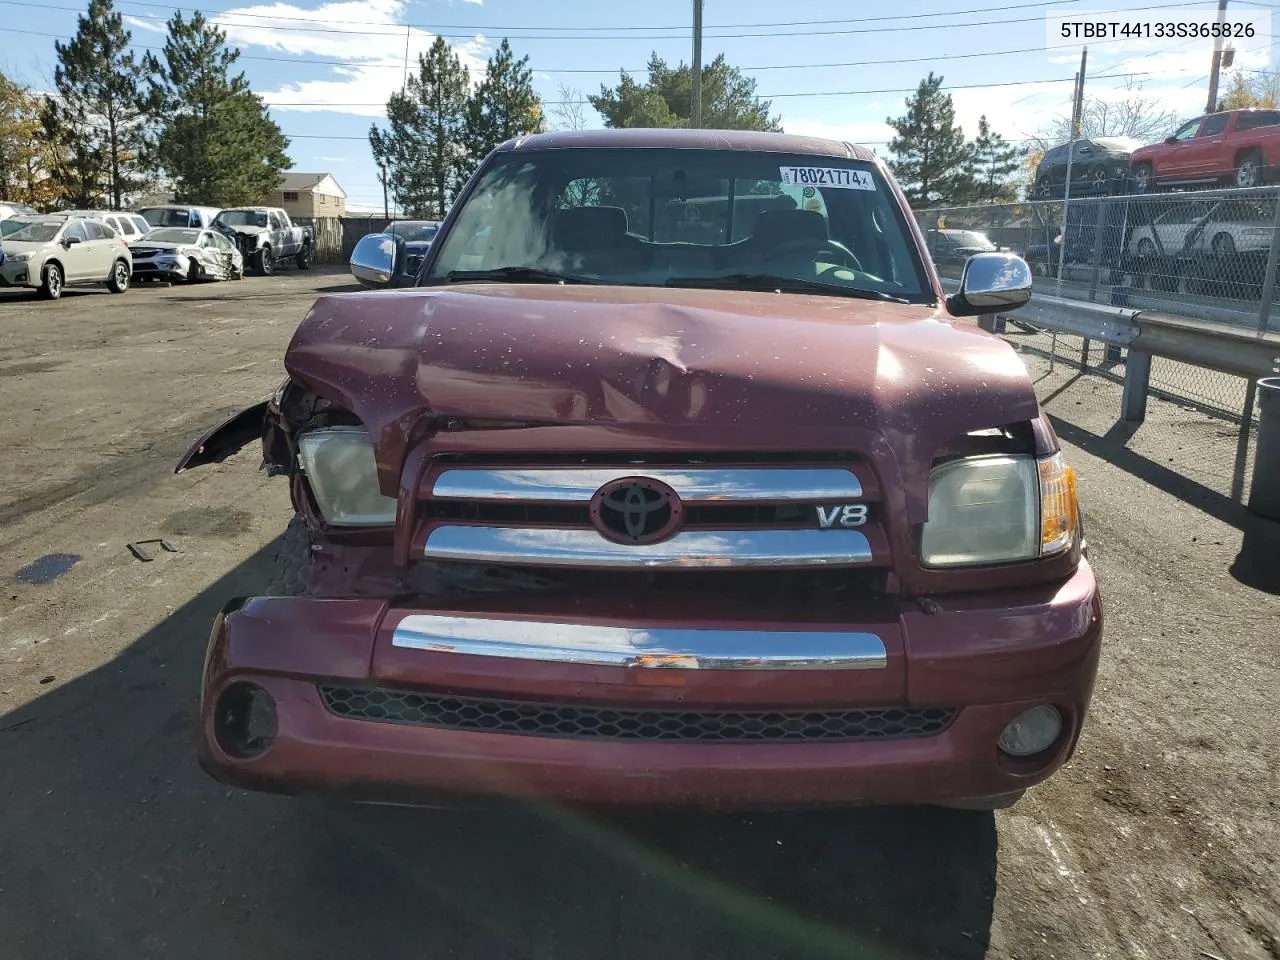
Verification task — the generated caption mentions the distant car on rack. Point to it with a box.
[1034,137,1142,198]
[1128,196,1276,295]
[129,226,244,283]
[1130,109,1280,192]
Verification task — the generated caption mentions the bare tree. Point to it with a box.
[1026,79,1182,154]
[550,83,588,131]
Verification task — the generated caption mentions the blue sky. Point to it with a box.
[1,0,1274,209]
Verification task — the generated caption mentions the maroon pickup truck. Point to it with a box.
[178,129,1101,811]
[1131,108,1280,192]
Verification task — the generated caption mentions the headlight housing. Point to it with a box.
[296,426,397,525]
[920,453,1078,567]
[8,253,30,262]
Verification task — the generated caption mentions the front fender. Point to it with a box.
[174,400,270,473]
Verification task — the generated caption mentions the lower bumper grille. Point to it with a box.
[318,685,956,743]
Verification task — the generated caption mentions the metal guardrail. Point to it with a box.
[980,293,1280,423]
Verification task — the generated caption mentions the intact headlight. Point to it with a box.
[8,253,30,262]
[296,426,397,525]
[920,453,1078,567]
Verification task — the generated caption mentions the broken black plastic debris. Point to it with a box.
[14,554,80,585]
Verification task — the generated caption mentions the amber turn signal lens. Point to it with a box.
[1038,453,1078,555]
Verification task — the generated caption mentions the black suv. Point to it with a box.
[1034,137,1143,198]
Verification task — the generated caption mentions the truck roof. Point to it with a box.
[496,127,878,162]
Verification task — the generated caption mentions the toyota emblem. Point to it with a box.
[589,477,684,544]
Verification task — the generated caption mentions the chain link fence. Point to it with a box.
[917,188,1276,502]
[916,186,1280,333]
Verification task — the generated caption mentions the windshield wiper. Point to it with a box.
[445,267,599,285]
[663,273,910,303]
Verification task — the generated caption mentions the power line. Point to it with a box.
[33,0,1089,34]
[24,0,1217,40]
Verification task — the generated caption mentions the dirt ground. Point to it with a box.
[0,270,1277,960]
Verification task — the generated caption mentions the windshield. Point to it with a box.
[389,221,440,242]
[3,221,61,242]
[1092,137,1142,153]
[1,219,34,238]
[215,210,269,228]
[946,230,996,249]
[145,228,201,244]
[426,149,930,301]
[141,208,193,227]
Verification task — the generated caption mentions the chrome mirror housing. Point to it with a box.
[946,252,1033,317]
[350,232,403,288]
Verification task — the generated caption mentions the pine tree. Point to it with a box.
[43,0,149,209]
[369,37,471,219]
[142,12,290,205]
[466,39,544,168]
[886,73,974,207]
[967,116,1022,203]
[591,53,780,130]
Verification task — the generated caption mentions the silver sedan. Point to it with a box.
[129,227,244,283]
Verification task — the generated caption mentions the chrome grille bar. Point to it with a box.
[391,614,887,669]
[422,526,872,567]
[431,467,862,502]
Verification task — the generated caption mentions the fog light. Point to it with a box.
[213,681,277,759]
[997,705,1062,757]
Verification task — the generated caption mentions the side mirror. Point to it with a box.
[350,232,405,288]
[64,236,80,247]
[1165,136,1178,145]
[945,252,1033,318]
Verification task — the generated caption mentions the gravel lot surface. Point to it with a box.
[1,272,1278,960]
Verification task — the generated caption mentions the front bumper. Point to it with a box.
[130,255,188,280]
[0,260,35,288]
[199,561,1103,808]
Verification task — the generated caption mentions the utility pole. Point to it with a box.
[1057,47,1087,298]
[1070,47,1087,138]
[1206,0,1229,112]
[379,163,389,221]
[691,0,703,128]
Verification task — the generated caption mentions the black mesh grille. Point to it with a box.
[318,685,956,743]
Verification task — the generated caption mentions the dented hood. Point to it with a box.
[285,285,1039,513]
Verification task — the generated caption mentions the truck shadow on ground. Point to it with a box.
[0,534,997,960]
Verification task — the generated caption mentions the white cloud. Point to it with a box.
[129,0,491,117]
[316,155,348,161]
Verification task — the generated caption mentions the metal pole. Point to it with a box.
[1248,377,1280,519]
[1055,52,1087,298]
[381,165,388,221]
[691,0,703,128]
[403,25,411,92]
[1255,194,1280,333]
[1121,350,1152,422]
[1206,0,1229,113]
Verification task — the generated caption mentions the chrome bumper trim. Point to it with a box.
[431,467,862,502]
[422,526,873,567]
[391,614,887,670]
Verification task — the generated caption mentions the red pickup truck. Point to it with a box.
[177,129,1101,812]
[1131,108,1280,192]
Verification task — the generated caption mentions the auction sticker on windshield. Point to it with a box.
[779,167,876,190]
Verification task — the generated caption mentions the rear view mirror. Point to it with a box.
[946,252,1033,317]
[1165,136,1178,144]
[64,236,80,247]
[350,232,405,288]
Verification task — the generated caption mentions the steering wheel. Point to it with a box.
[770,238,863,272]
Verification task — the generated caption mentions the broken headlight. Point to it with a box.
[920,453,1078,567]
[296,426,397,526]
